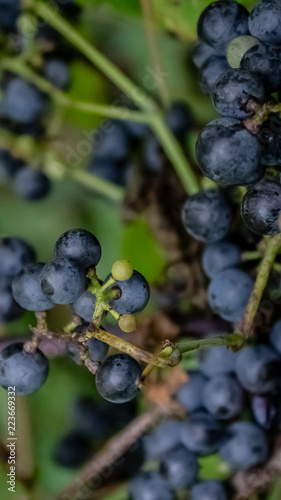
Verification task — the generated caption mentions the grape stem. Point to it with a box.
[238,233,281,338]
[29,1,200,195]
[241,250,262,262]
[139,343,175,386]
[29,312,100,372]
[0,57,150,123]
[86,324,182,367]
[47,159,125,202]
[178,333,245,354]
[244,99,281,133]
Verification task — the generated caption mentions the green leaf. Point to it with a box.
[152,0,256,41]
[122,218,167,283]
[268,478,281,500]
[65,60,107,129]
[199,454,231,481]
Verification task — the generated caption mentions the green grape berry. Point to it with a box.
[111,260,133,281]
[226,36,258,68]
[118,314,137,333]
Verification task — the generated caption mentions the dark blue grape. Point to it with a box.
[54,228,102,270]
[144,420,185,460]
[71,291,96,322]
[96,353,141,403]
[258,115,281,166]
[13,168,51,201]
[235,344,281,394]
[0,277,23,322]
[71,322,109,363]
[190,480,227,500]
[12,263,54,311]
[106,270,150,315]
[0,237,36,277]
[176,370,207,412]
[159,444,199,489]
[208,268,254,322]
[0,78,45,124]
[274,399,281,431]
[53,430,93,468]
[252,394,277,430]
[241,182,281,235]
[40,258,86,305]
[270,318,281,355]
[249,0,281,46]
[212,69,265,119]
[44,58,70,89]
[87,336,109,363]
[180,411,223,455]
[0,342,49,395]
[0,0,20,33]
[68,323,108,364]
[203,374,243,420]
[197,0,249,53]
[199,345,238,377]
[67,343,83,365]
[202,241,241,279]
[128,470,174,500]
[193,41,217,69]
[199,56,230,94]
[182,189,231,243]
[196,118,263,186]
[164,101,193,139]
[220,421,268,470]
[241,42,281,94]
[94,120,129,161]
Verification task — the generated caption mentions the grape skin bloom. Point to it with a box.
[196,118,262,186]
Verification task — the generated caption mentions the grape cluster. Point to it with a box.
[180,0,281,323]
[127,331,281,500]
[0,228,150,402]
[0,1,75,201]
[190,0,281,239]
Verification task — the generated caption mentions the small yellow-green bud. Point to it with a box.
[118,314,137,333]
[111,260,133,281]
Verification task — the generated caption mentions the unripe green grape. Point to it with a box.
[226,36,258,68]
[111,260,133,281]
[118,314,137,333]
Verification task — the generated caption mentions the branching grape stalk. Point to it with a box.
[238,233,281,338]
